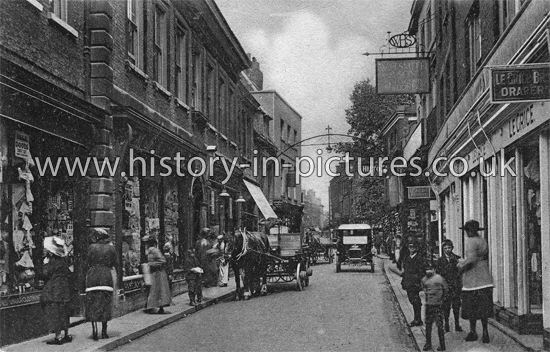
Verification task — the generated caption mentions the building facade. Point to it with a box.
[251,90,303,232]
[302,189,324,230]
[0,0,264,345]
[408,0,550,347]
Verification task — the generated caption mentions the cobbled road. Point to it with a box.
[116,257,416,352]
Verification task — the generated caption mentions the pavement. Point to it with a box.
[3,256,546,352]
[379,253,545,352]
[1,282,236,352]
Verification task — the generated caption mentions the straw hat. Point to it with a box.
[93,228,110,240]
[44,236,68,257]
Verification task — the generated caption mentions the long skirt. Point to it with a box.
[461,287,494,320]
[86,290,113,322]
[44,302,70,333]
[146,269,171,309]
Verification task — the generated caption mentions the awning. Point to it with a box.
[243,180,278,219]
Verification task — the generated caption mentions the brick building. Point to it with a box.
[0,0,264,345]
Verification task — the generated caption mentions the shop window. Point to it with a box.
[122,174,141,277]
[522,145,542,311]
[506,152,518,309]
[0,123,82,296]
[163,176,181,267]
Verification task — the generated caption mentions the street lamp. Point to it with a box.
[219,188,230,197]
[235,194,245,203]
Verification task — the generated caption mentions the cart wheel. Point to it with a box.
[296,263,304,291]
[336,262,341,273]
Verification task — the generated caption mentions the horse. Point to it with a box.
[226,229,270,300]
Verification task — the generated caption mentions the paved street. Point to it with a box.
[115,257,415,352]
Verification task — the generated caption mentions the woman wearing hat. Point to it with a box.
[144,235,171,314]
[40,236,72,345]
[85,228,118,340]
[457,220,494,343]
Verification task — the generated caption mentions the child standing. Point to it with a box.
[421,261,449,351]
[436,239,463,332]
[184,249,203,306]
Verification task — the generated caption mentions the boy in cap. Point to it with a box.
[436,239,463,332]
[422,261,448,351]
[184,248,203,306]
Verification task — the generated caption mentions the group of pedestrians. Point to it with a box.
[395,220,494,351]
[40,228,118,345]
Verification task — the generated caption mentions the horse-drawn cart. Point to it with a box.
[267,232,312,291]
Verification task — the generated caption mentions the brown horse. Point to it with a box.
[226,230,270,300]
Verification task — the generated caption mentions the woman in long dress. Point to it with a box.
[144,236,171,314]
[457,220,494,343]
[41,236,72,345]
[85,228,118,340]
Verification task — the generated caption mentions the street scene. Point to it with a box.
[1,0,550,351]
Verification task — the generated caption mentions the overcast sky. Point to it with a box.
[217,0,414,209]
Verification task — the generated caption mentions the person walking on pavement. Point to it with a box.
[195,227,216,287]
[214,234,229,287]
[421,261,448,351]
[184,248,203,306]
[143,236,172,314]
[436,239,463,333]
[85,228,118,340]
[398,237,425,327]
[457,220,494,343]
[40,236,72,345]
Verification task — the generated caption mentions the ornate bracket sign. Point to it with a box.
[490,65,550,103]
[388,33,416,48]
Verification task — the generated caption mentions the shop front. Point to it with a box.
[114,114,207,314]
[0,59,103,346]
[433,90,549,340]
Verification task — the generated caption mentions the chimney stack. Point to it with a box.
[246,55,263,90]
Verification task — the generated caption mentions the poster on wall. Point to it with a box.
[15,131,30,160]
[125,182,133,212]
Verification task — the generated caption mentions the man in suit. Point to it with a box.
[400,237,426,327]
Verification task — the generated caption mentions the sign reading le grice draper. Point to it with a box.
[490,66,550,103]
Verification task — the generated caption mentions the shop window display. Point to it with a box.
[0,123,79,296]
[122,175,141,277]
[163,176,180,267]
[522,146,542,310]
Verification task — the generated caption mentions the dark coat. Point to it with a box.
[41,256,71,303]
[184,255,202,280]
[401,253,425,291]
[86,241,118,290]
[436,252,462,290]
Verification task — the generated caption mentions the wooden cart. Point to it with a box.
[266,232,311,291]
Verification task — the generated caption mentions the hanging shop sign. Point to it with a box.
[388,33,416,48]
[376,58,430,95]
[407,186,432,199]
[15,131,30,160]
[490,65,550,103]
